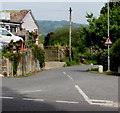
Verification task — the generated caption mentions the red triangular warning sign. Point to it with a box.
[104,37,112,45]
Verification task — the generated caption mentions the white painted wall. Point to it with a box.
[0,11,10,20]
[21,12,38,32]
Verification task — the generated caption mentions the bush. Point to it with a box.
[66,60,79,66]
[110,38,120,71]
[32,44,45,68]
[97,50,108,71]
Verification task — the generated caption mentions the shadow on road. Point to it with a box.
[2,87,66,112]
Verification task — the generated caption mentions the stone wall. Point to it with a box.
[0,50,41,77]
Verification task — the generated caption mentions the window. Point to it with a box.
[0,29,11,36]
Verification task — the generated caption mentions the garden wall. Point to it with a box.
[0,50,41,77]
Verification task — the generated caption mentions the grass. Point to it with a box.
[90,68,118,76]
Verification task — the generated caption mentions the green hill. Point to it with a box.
[36,20,87,35]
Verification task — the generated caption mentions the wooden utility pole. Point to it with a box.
[69,7,72,61]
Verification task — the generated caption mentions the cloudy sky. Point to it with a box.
[1,1,106,24]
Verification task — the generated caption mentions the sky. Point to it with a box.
[1,2,106,24]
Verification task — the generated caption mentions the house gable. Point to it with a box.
[21,11,38,32]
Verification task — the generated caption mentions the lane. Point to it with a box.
[2,67,85,102]
[62,65,118,103]
[2,65,119,111]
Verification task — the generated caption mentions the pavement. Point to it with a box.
[45,61,66,69]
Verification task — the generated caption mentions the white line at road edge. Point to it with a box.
[56,100,79,104]
[75,85,119,108]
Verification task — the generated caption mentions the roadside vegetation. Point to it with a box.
[43,1,120,75]
[2,31,45,76]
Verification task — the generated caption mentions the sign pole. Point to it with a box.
[107,1,110,71]
[69,7,72,61]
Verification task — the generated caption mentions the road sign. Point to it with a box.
[104,36,112,45]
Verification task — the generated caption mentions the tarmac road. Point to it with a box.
[1,65,119,111]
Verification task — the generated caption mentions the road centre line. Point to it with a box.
[67,75,74,81]
[19,89,42,93]
[63,71,74,81]
[22,98,44,102]
[63,72,66,74]
[0,96,14,99]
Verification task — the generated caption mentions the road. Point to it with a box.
[1,65,119,112]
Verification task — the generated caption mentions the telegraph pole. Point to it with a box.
[69,7,72,61]
[107,1,110,71]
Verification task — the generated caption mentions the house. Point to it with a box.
[0,10,40,44]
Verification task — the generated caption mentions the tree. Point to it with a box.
[84,1,120,49]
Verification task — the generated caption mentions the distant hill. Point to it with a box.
[36,20,87,35]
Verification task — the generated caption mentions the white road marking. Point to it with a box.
[20,89,42,93]
[63,72,66,74]
[65,74,74,81]
[90,99,119,108]
[75,85,91,103]
[75,85,119,108]
[0,96,14,99]
[56,100,79,104]
[22,98,44,102]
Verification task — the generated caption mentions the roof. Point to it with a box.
[5,10,30,22]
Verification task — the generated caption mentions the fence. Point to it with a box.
[44,46,69,61]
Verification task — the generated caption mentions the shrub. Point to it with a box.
[97,50,108,71]
[110,38,120,71]
[66,60,79,66]
[32,44,45,68]
[12,53,21,75]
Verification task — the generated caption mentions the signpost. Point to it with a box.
[104,36,112,71]
[104,0,113,72]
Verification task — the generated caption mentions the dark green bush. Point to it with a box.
[110,38,120,71]
[12,53,21,75]
[66,60,79,66]
[82,52,98,60]
[32,44,45,68]
[97,49,108,71]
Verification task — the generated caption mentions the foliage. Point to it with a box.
[27,31,38,47]
[60,57,69,62]
[66,60,79,66]
[32,44,45,68]
[84,1,120,49]
[97,49,108,71]
[48,27,69,46]
[12,53,21,75]
[40,35,45,44]
[44,32,54,47]
[110,38,120,71]
[80,52,98,60]
[2,46,21,75]
[91,68,98,71]
[1,40,23,75]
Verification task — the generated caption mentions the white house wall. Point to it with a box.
[21,12,38,32]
